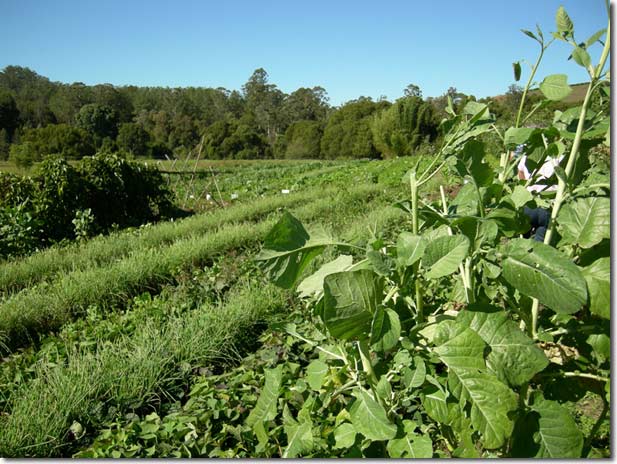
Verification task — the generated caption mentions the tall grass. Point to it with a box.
[0,185,337,295]
[0,281,288,457]
[0,188,405,457]
[0,184,391,353]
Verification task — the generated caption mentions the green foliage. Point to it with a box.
[75,103,119,144]
[281,120,323,159]
[14,123,95,160]
[252,6,610,457]
[371,96,438,158]
[116,122,151,157]
[320,98,385,159]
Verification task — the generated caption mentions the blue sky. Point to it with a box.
[0,0,609,106]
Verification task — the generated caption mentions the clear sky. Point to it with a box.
[0,0,609,106]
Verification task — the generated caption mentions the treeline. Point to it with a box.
[0,65,539,164]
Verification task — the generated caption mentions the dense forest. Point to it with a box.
[0,65,572,165]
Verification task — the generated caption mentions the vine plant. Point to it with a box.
[252,6,610,458]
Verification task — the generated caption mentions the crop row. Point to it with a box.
[0,184,396,353]
[0,184,341,295]
[0,197,406,457]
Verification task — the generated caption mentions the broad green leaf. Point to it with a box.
[587,333,610,364]
[504,127,534,148]
[513,61,522,81]
[457,304,548,386]
[367,250,393,276]
[571,47,591,68]
[422,235,470,279]
[333,423,356,449]
[350,388,397,441]
[409,356,426,388]
[323,269,383,340]
[447,369,517,449]
[434,321,486,371]
[396,232,426,267]
[502,238,587,314]
[531,395,583,458]
[558,197,610,249]
[435,320,517,449]
[305,359,329,391]
[376,376,393,404]
[451,182,479,216]
[421,384,449,423]
[297,255,353,299]
[255,212,337,288]
[246,365,283,426]
[556,6,574,37]
[387,429,433,458]
[370,307,401,351]
[510,185,533,208]
[283,419,313,458]
[582,257,610,319]
[539,74,572,101]
[450,140,493,187]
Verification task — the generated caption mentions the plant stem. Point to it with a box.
[563,372,609,383]
[543,21,610,247]
[410,171,424,322]
[515,40,550,128]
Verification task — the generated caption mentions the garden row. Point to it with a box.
[0,186,408,457]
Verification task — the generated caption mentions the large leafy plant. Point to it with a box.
[253,5,610,458]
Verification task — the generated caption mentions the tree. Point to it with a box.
[116,123,151,157]
[280,87,329,127]
[17,124,95,160]
[320,98,386,159]
[281,120,323,159]
[403,84,422,98]
[0,88,20,139]
[75,103,119,145]
[242,68,284,144]
[371,96,438,158]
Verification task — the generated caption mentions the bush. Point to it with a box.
[0,203,42,259]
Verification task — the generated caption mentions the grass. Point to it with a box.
[0,187,407,457]
[0,184,340,295]
[0,183,393,353]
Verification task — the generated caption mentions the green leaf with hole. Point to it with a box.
[558,197,610,249]
[370,306,401,351]
[396,232,426,267]
[255,212,338,288]
[246,365,283,426]
[387,421,433,458]
[350,388,397,441]
[297,255,353,299]
[323,269,383,340]
[457,304,548,386]
[582,257,610,319]
[422,235,470,279]
[539,74,572,101]
[531,395,583,458]
[502,238,587,314]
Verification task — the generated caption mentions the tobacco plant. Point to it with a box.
[253,5,610,458]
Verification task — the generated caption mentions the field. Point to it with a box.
[0,157,432,456]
